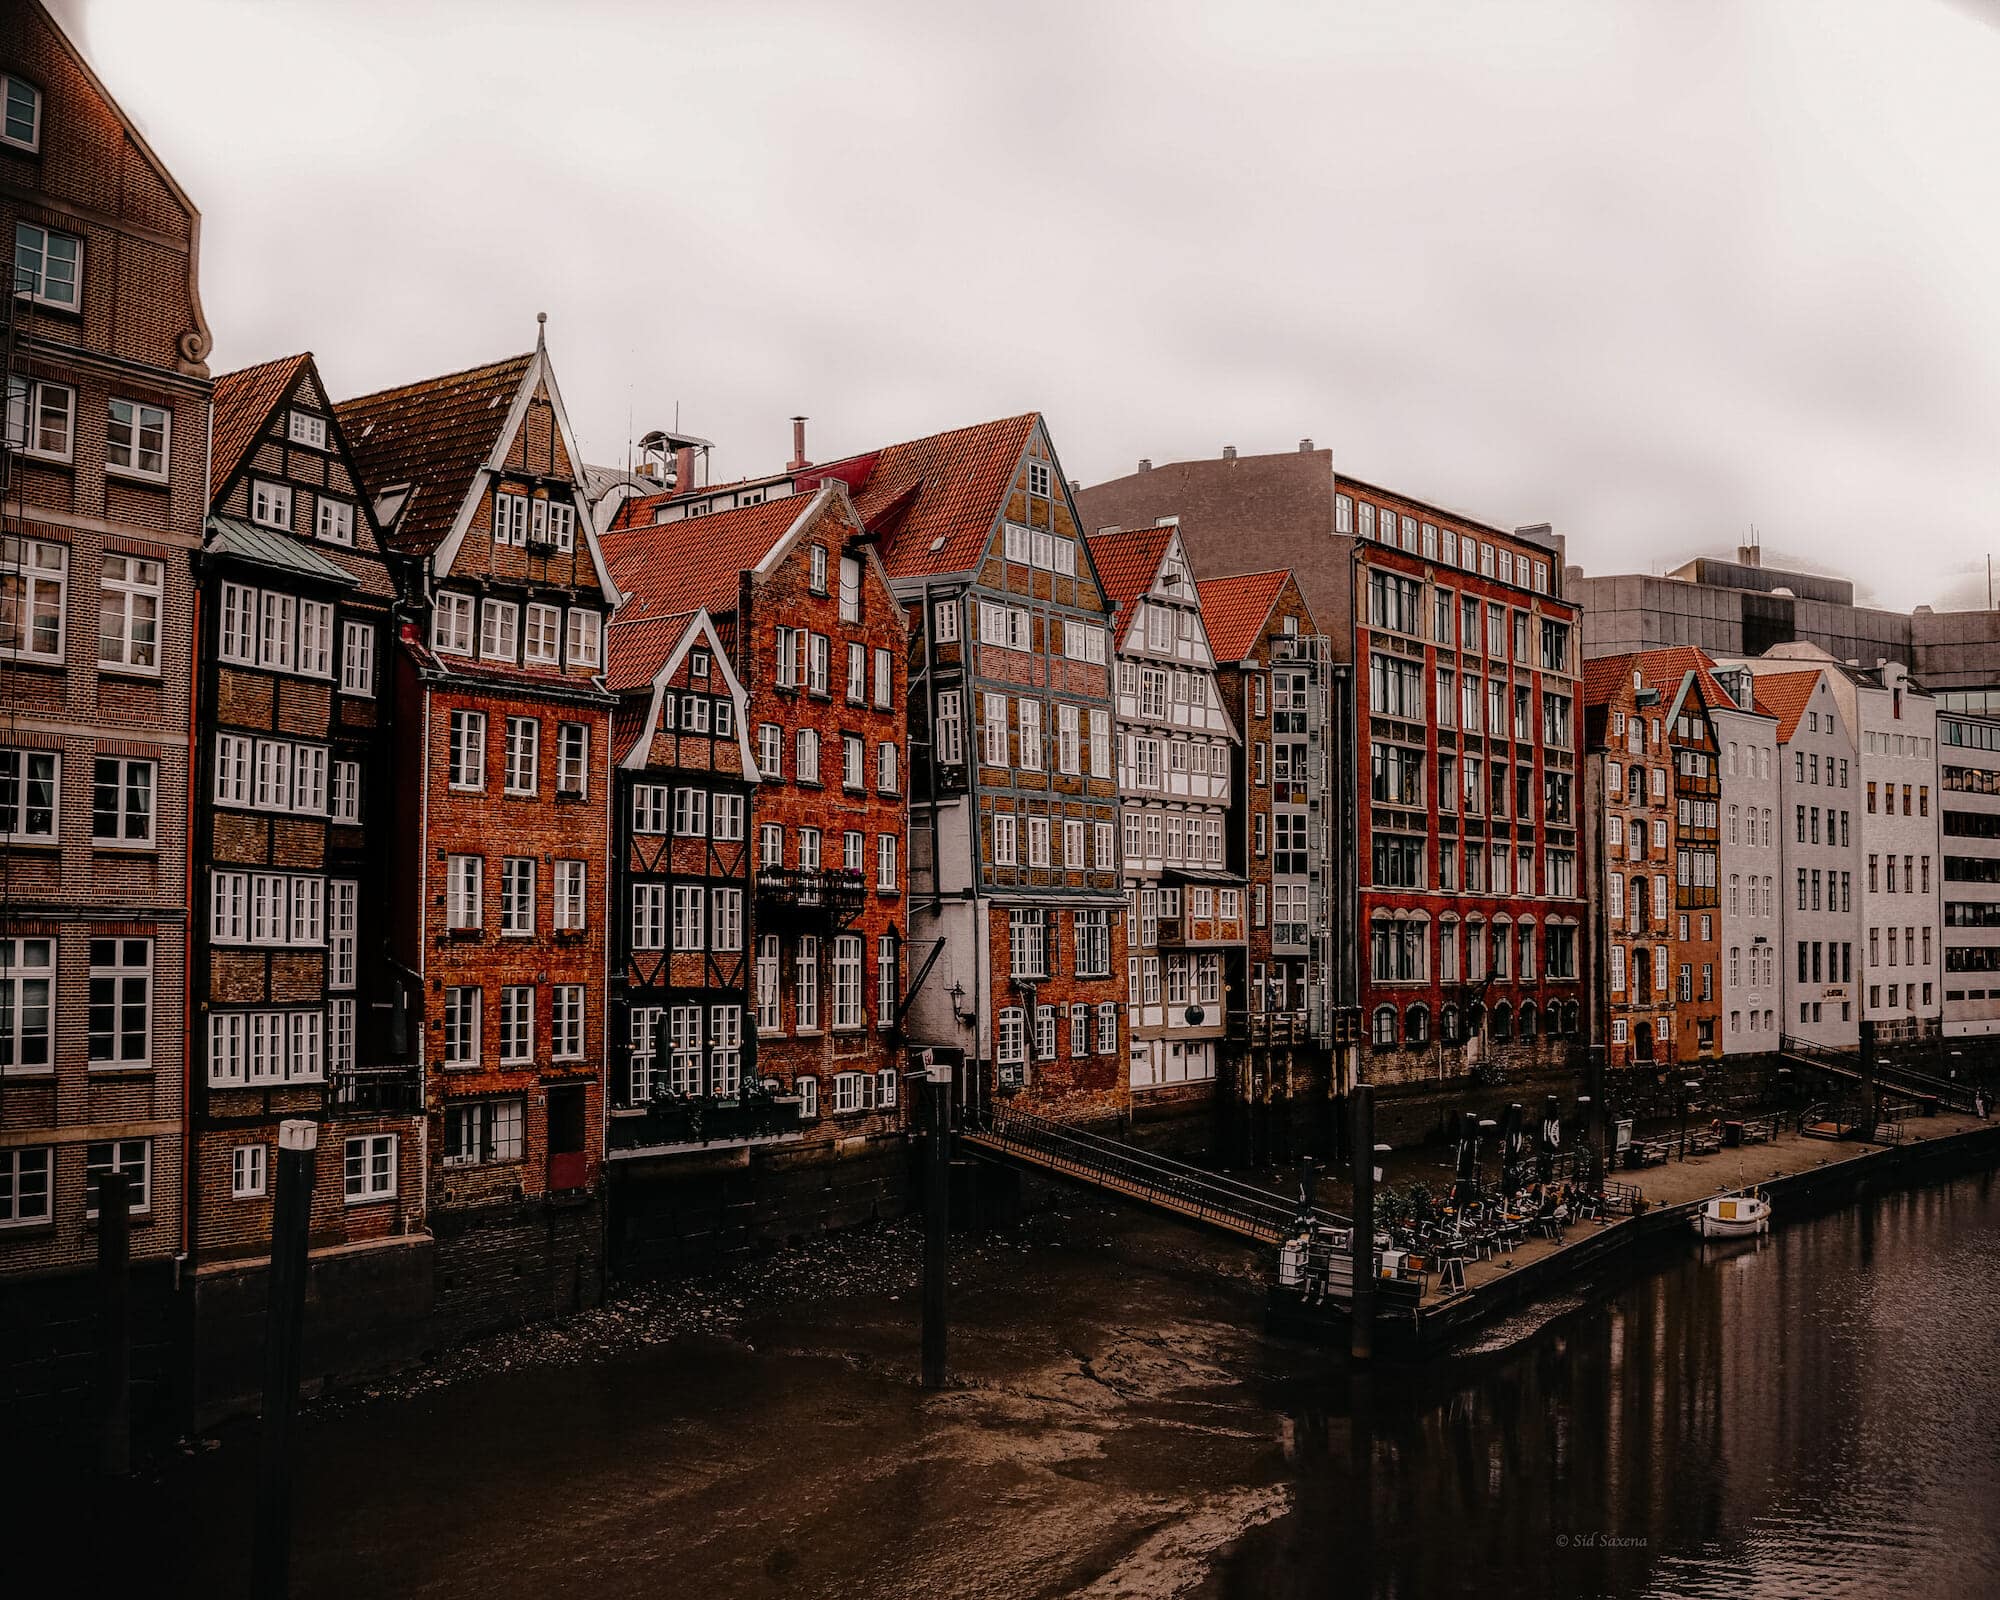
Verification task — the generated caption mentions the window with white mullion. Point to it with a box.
[0,938,55,1075]
[106,397,169,479]
[250,479,293,531]
[0,747,58,841]
[0,536,67,662]
[6,375,75,462]
[340,620,375,696]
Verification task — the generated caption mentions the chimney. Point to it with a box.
[1299,438,1313,453]
[1737,543,1761,569]
[1222,445,1237,460]
[673,444,696,494]
[1137,459,1152,473]
[788,415,810,472]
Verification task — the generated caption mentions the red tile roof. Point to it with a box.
[1750,669,1824,744]
[1631,646,1770,721]
[1581,654,1639,710]
[599,495,807,638]
[210,353,311,498]
[606,472,795,531]
[336,352,533,555]
[1195,569,1291,663]
[798,414,1038,579]
[1086,527,1172,647]
[606,608,699,696]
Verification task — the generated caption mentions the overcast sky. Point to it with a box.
[55,0,2000,610]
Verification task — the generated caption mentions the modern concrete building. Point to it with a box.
[1574,542,2000,696]
[1937,710,2000,1040]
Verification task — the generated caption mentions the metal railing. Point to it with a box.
[965,1105,1348,1243]
[1780,1034,1977,1115]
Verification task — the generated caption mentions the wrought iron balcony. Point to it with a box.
[607,1090,806,1156]
[326,1065,423,1116]
[754,866,868,925]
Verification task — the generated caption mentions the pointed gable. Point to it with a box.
[802,413,1039,579]
[1752,670,1826,745]
[1086,526,1174,647]
[211,353,311,490]
[207,351,398,601]
[337,351,535,556]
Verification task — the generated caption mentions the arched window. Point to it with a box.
[1466,1001,1485,1037]
[1519,1000,1538,1041]
[1441,1004,1461,1044]
[1563,1001,1580,1038]
[1406,1004,1430,1044]
[1491,1002,1513,1043]
[1630,876,1648,933]
[1372,1005,1399,1047]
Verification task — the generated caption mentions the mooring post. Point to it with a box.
[1350,1083,1376,1363]
[254,1119,317,1600]
[921,1055,953,1390]
[95,1170,132,1478]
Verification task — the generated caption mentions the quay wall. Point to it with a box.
[1411,1119,2000,1355]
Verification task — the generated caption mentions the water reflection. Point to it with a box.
[1222,1171,2000,1599]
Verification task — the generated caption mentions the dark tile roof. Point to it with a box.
[335,352,533,555]
[211,353,312,494]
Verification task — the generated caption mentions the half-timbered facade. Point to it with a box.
[191,353,417,1263]
[339,328,615,1318]
[604,609,761,1156]
[832,417,1127,1120]
[1087,524,1243,1105]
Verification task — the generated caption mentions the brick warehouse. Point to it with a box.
[1086,524,1245,1124]
[1195,567,1348,1159]
[1,0,211,1434]
[598,481,910,1263]
[339,330,616,1336]
[184,352,426,1406]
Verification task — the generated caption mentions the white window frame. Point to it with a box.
[340,619,375,696]
[2,74,44,156]
[15,220,80,310]
[231,1144,269,1199]
[566,607,601,668]
[433,591,474,655]
[343,1134,398,1204]
[92,756,155,846]
[287,409,328,449]
[1,536,68,663]
[250,479,294,531]
[105,397,169,481]
[0,747,59,842]
[6,375,76,463]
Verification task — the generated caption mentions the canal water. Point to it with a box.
[64,1168,2000,1598]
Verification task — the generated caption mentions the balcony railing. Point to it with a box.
[1229,1008,1313,1045]
[754,867,868,924]
[607,1091,807,1156]
[326,1066,422,1116]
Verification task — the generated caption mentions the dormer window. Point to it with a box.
[249,479,293,530]
[287,411,327,450]
[2,75,41,153]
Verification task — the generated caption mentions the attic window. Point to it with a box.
[928,536,946,553]
[691,650,710,679]
[1027,460,1051,498]
[287,411,327,450]
[2,75,41,155]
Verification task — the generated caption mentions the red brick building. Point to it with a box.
[612,416,1128,1120]
[1582,649,1726,1067]
[339,330,616,1325]
[602,482,908,1157]
[189,353,418,1269]
[1,1,211,1276]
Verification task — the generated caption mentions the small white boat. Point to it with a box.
[1692,1189,1771,1238]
